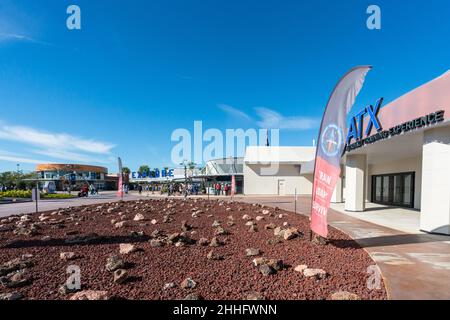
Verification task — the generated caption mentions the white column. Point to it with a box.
[331,175,343,203]
[420,126,450,235]
[345,154,366,212]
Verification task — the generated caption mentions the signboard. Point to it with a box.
[345,108,445,152]
[32,188,40,201]
[311,66,372,238]
[131,169,175,179]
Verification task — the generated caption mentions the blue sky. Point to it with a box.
[0,0,449,173]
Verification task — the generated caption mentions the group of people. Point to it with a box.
[213,182,232,196]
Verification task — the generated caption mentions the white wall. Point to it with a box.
[244,163,313,195]
[420,126,450,235]
[367,156,422,209]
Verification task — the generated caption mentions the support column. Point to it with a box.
[345,154,366,212]
[420,126,450,235]
[331,175,343,203]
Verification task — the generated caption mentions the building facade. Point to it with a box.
[36,164,111,191]
[243,147,316,195]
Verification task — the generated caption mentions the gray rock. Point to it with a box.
[330,291,361,300]
[303,268,327,279]
[105,255,125,272]
[0,292,24,300]
[246,292,265,300]
[259,264,275,276]
[207,250,223,261]
[113,269,129,284]
[181,278,197,289]
[209,237,223,247]
[245,248,261,256]
[184,293,201,300]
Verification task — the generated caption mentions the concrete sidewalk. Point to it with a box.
[236,195,450,300]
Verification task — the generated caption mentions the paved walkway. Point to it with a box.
[1,192,449,299]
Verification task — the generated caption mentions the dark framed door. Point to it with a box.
[371,172,415,208]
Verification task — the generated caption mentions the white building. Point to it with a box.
[243,146,316,195]
[242,70,450,235]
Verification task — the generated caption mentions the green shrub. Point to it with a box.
[41,193,76,199]
[0,190,76,199]
[0,190,32,198]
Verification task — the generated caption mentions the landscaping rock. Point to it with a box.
[181,278,197,289]
[60,252,77,261]
[207,250,223,261]
[331,291,361,300]
[252,257,268,267]
[70,290,108,300]
[184,293,201,300]
[303,268,327,279]
[259,264,275,276]
[150,239,165,247]
[0,292,24,300]
[246,292,265,300]
[113,269,129,284]
[163,282,175,290]
[133,213,145,221]
[105,255,125,272]
[209,237,223,247]
[214,226,228,236]
[245,248,261,256]
[114,221,130,229]
[119,243,137,255]
[294,265,308,273]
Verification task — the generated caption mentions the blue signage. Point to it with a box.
[131,169,174,179]
[346,98,383,145]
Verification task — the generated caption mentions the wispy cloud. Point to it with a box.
[217,104,253,122]
[0,122,116,166]
[0,124,115,154]
[255,107,319,130]
[0,149,48,165]
[0,33,51,46]
[217,104,319,131]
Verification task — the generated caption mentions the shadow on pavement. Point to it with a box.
[330,233,450,249]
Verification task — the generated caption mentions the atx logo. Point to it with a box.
[346,98,383,145]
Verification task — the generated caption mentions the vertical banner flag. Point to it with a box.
[311,66,372,238]
[117,157,124,198]
[231,175,236,197]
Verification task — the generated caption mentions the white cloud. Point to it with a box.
[0,33,51,46]
[217,104,253,122]
[217,104,319,131]
[255,107,319,130]
[0,124,115,154]
[0,150,48,165]
[0,122,116,167]
[32,149,112,165]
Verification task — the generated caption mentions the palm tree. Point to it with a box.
[138,165,150,176]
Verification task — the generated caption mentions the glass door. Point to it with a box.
[371,172,415,208]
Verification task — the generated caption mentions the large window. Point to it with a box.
[371,172,415,208]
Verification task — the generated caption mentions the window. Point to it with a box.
[371,172,415,208]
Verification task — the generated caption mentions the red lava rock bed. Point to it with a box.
[0,198,387,300]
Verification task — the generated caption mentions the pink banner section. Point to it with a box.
[311,156,340,237]
[117,174,123,198]
[231,175,236,196]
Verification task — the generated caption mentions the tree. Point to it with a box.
[122,167,131,175]
[138,165,150,176]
